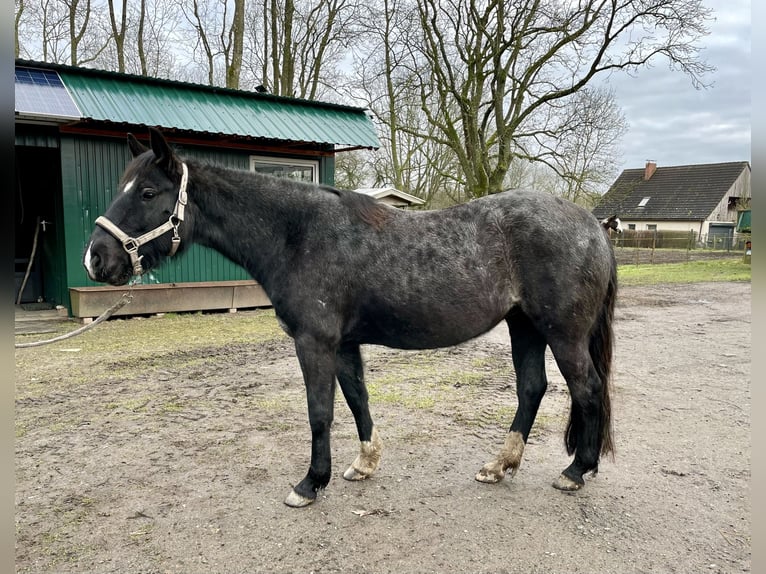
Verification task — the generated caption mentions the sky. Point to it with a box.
[602,0,751,174]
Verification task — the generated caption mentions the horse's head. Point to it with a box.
[601,215,623,234]
[83,128,191,285]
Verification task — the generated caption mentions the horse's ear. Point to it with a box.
[149,127,181,176]
[127,133,148,158]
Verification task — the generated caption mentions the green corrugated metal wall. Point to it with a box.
[62,134,333,294]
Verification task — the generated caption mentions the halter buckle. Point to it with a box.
[122,237,140,253]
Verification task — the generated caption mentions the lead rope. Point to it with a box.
[15,289,133,349]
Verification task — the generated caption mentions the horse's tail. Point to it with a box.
[590,257,617,458]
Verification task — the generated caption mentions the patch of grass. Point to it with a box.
[16,308,284,355]
[105,397,152,413]
[160,400,184,413]
[128,523,154,541]
[369,383,437,409]
[15,309,287,400]
[249,397,291,412]
[618,259,751,286]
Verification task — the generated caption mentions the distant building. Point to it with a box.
[592,160,751,244]
[354,187,426,208]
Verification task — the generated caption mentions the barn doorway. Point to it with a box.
[15,146,62,308]
[708,223,735,250]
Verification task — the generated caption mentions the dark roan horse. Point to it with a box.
[84,128,617,507]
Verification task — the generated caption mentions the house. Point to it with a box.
[14,60,380,318]
[592,160,751,245]
[353,187,425,208]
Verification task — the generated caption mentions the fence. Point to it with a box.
[609,230,751,265]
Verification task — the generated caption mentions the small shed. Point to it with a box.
[353,187,425,208]
[14,60,380,318]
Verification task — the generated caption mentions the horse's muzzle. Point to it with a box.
[83,240,133,286]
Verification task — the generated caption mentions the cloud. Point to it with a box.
[605,0,751,172]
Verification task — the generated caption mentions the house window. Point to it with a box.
[628,224,636,230]
[646,224,657,231]
[250,156,319,183]
[638,197,650,207]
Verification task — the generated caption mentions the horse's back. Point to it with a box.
[326,189,613,349]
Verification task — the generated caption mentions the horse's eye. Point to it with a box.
[141,188,157,200]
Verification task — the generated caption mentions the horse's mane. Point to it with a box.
[144,151,396,232]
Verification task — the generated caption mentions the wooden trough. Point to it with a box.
[69,280,271,322]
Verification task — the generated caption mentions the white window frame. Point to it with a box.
[250,156,319,183]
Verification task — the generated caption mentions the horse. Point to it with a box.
[600,215,623,234]
[83,128,617,508]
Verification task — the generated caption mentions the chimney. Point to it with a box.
[644,160,657,180]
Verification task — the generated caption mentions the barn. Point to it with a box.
[14,59,380,319]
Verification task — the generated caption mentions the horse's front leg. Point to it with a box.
[284,335,337,508]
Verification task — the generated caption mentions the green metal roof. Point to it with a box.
[15,60,380,150]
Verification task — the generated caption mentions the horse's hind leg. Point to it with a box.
[336,343,382,481]
[476,311,547,483]
[548,339,604,491]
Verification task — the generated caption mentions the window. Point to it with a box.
[647,224,657,231]
[250,156,319,183]
[628,224,636,230]
[638,197,650,207]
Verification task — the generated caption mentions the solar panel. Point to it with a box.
[15,67,81,119]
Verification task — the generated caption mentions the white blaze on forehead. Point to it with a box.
[122,177,137,194]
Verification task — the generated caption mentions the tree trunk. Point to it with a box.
[225,0,245,88]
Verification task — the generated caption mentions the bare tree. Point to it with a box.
[334,149,375,190]
[180,0,247,87]
[137,0,147,74]
[224,0,245,88]
[346,0,463,207]
[184,0,218,84]
[17,0,109,65]
[107,0,127,71]
[546,87,629,206]
[134,0,182,77]
[64,0,110,66]
[401,0,713,199]
[35,0,70,62]
[15,0,24,57]
[247,0,359,98]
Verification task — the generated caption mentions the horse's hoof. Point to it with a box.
[343,466,371,481]
[284,489,315,507]
[475,463,505,483]
[552,473,583,491]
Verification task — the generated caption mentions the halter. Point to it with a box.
[95,162,189,277]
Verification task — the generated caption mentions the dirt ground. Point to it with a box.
[15,281,751,574]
